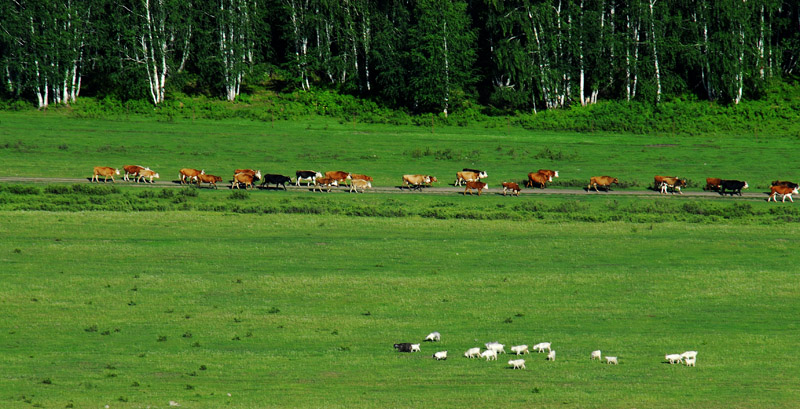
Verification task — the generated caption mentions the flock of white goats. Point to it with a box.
[394,332,698,369]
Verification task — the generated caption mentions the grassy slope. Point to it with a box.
[1,111,798,190]
[1,212,798,408]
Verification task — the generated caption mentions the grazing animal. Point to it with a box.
[719,180,748,196]
[508,359,526,369]
[704,177,722,191]
[538,169,559,179]
[658,177,687,194]
[296,170,322,186]
[588,176,619,192]
[260,174,292,190]
[351,173,373,182]
[455,170,487,186]
[533,342,551,353]
[313,177,338,192]
[410,344,421,353]
[768,185,799,202]
[463,181,488,196]
[771,180,799,189]
[526,171,553,188]
[424,332,441,342]
[433,351,448,360]
[92,166,120,183]
[325,171,352,186]
[685,357,696,367]
[464,347,481,358]
[425,176,438,187]
[123,165,145,182]
[196,173,223,189]
[485,342,505,354]
[481,349,498,361]
[510,345,529,355]
[591,350,602,360]
[137,168,160,183]
[502,182,521,196]
[350,179,372,193]
[680,351,698,360]
[605,356,618,365]
[402,174,431,190]
[234,169,261,181]
[394,343,413,353]
[179,168,204,184]
[547,350,556,361]
[665,354,683,364]
[231,173,255,190]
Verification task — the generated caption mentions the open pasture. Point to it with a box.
[0,111,797,190]
[1,212,799,408]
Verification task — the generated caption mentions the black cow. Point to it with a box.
[719,180,749,196]
[394,343,412,353]
[772,180,799,189]
[295,170,322,186]
[260,174,292,190]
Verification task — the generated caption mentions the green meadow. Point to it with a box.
[1,111,799,408]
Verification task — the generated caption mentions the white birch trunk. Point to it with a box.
[648,0,661,104]
[758,4,765,80]
[579,0,585,107]
[735,23,744,104]
[442,20,450,117]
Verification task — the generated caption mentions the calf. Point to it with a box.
[196,173,222,189]
[232,173,255,190]
[180,168,204,184]
[260,174,292,190]
[502,182,521,196]
[719,180,748,196]
[350,179,372,193]
[768,185,799,202]
[123,165,145,182]
[527,171,552,188]
[296,170,322,186]
[313,177,338,192]
[463,181,488,196]
[137,168,160,184]
[92,166,120,183]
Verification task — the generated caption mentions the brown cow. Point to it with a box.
[704,177,722,191]
[325,171,352,186]
[768,185,799,202]
[235,169,261,181]
[123,165,145,182]
[231,173,255,190]
[658,177,687,194]
[771,180,799,189]
[350,179,372,193]
[502,182,521,196]
[425,176,438,187]
[527,172,552,188]
[180,168,204,184]
[402,174,431,190]
[137,168,160,184]
[196,173,222,189]
[313,177,338,192]
[538,169,559,179]
[588,176,619,192]
[92,166,120,183]
[351,174,373,182]
[455,170,486,186]
[464,181,488,196]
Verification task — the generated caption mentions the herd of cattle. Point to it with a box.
[89,165,800,202]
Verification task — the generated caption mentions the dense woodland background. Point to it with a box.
[1,0,799,117]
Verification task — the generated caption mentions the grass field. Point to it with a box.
[1,111,799,408]
[2,212,799,408]
[1,111,798,190]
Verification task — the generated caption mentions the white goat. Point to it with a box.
[485,342,506,354]
[508,359,526,369]
[681,351,698,360]
[533,342,551,353]
[606,356,618,365]
[481,349,498,361]
[410,344,421,353]
[684,357,696,367]
[547,350,556,361]
[425,332,441,342]
[665,354,683,364]
[510,345,529,355]
[433,351,448,360]
[464,347,481,358]
[591,350,602,360]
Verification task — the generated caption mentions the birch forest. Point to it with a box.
[1,0,799,112]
